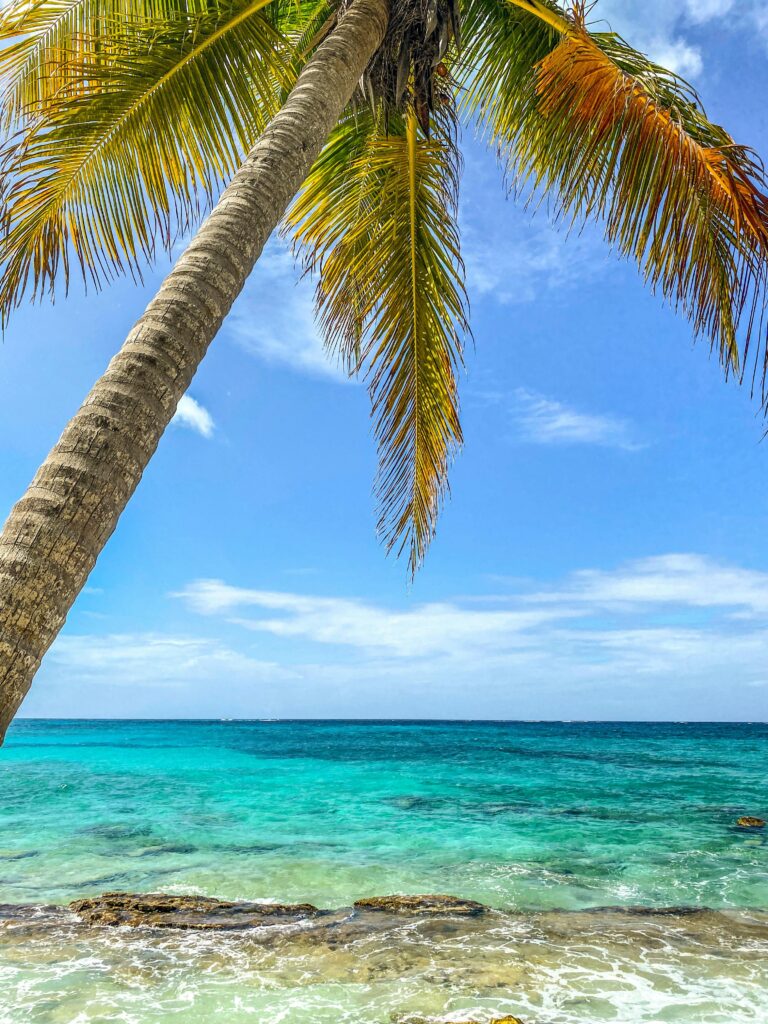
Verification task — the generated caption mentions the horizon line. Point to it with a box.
[11,716,768,725]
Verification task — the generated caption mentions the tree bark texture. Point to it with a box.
[0,0,389,742]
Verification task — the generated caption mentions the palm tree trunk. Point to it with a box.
[0,0,389,743]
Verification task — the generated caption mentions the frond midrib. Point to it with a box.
[406,105,423,563]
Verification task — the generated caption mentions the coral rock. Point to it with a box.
[354,894,487,916]
[69,891,319,930]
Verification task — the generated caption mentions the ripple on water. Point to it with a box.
[2,721,766,1021]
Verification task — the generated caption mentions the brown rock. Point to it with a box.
[394,1017,525,1024]
[354,894,487,916]
[69,892,320,930]
[736,816,766,829]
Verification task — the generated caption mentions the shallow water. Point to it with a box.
[1,720,767,1022]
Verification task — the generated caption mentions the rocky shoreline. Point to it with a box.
[2,893,766,1024]
[67,891,487,929]
[2,891,767,942]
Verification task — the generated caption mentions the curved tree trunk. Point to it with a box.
[0,0,389,743]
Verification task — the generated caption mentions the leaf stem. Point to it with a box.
[406,104,421,575]
[505,0,571,35]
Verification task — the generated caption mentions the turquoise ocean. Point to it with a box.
[1,720,767,1023]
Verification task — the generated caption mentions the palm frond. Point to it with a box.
[1,0,192,125]
[287,103,469,573]
[460,0,768,392]
[459,0,561,143]
[286,108,381,368]
[0,0,303,325]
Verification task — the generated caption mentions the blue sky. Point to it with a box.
[3,0,768,721]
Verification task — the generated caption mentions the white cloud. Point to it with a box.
[529,553,768,617]
[227,237,347,382]
[174,553,768,669]
[462,214,601,306]
[23,633,297,720]
[595,0,768,78]
[173,579,578,659]
[593,0,704,76]
[29,553,768,720]
[49,633,290,686]
[646,38,703,78]
[172,395,214,439]
[511,388,643,451]
[166,553,768,719]
[685,0,736,25]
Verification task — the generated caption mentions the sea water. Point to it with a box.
[0,720,766,1022]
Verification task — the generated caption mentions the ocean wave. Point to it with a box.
[1,900,766,1024]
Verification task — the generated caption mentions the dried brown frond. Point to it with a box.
[528,5,768,381]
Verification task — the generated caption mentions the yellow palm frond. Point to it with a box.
[287,103,469,572]
[0,0,302,324]
[1,0,169,125]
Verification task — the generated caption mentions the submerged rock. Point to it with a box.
[613,906,707,917]
[80,824,153,840]
[135,843,197,857]
[354,894,487,916]
[736,816,766,829]
[69,892,320,930]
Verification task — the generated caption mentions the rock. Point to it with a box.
[354,894,487,916]
[736,816,766,829]
[615,906,706,917]
[394,1017,525,1024]
[69,890,489,930]
[69,892,320,930]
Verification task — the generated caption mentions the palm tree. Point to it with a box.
[1,0,767,740]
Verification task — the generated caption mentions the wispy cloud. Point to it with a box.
[173,554,768,669]
[165,553,768,719]
[50,633,290,686]
[172,395,215,439]
[459,154,605,307]
[173,579,577,659]
[529,553,768,618]
[646,39,702,78]
[37,554,768,719]
[27,633,296,720]
[226,238,347,382]
[511,388,643,451]
[594,1,703,77]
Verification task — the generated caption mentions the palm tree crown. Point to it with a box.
[3,0,768,573]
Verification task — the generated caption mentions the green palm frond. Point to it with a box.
[460,0,768,392]
[286,108,382,369]
[287,103,469,573]
[459,0,561,143]
[0,0,307,324]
